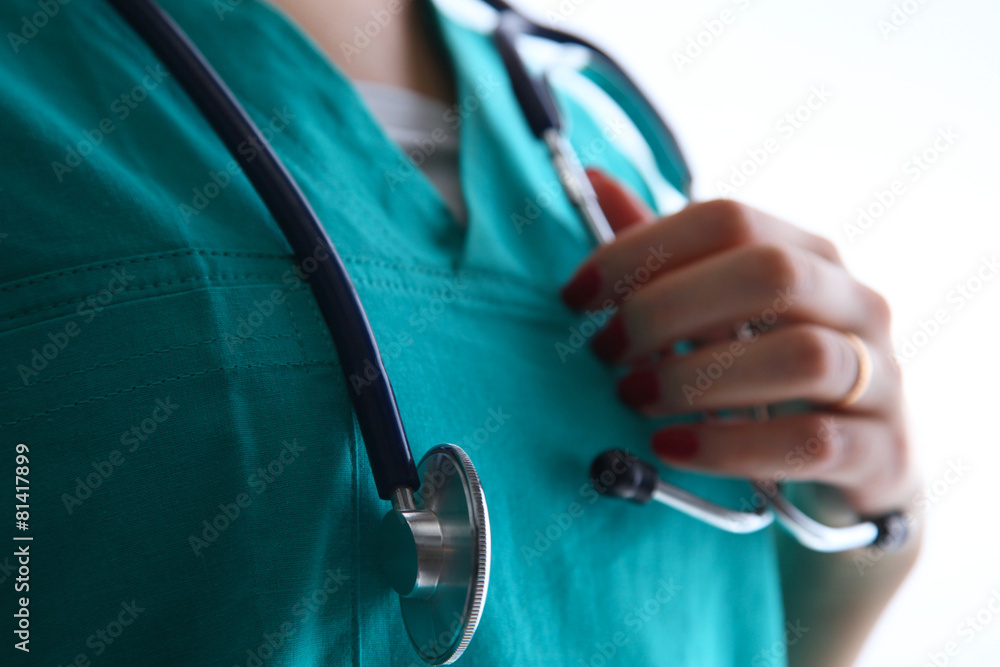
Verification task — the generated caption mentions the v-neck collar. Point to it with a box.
[247,0,472,241]
[158,0,591,285]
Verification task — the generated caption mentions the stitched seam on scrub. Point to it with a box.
[353,278,544,308]
[302,291,337,357]
[0,333,331,398]
[0,359,338,428]
[0,249,291,293]
[342,256,552,296]
[2,275,554,328]
[0,273,295,323]
[285,297,311,374]
[1,249,558,300]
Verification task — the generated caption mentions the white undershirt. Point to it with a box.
[354,81,468,224]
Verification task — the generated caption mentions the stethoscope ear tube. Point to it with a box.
[757,482,909,553]
[106,0,420,499]
[492,11,562,138]
[481,0,693,198]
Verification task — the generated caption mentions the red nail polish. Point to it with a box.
[585,167,610,185]
[591,317,628,363]
[652,429,699,461]
[560,264,602,310]
[617,371,659,408]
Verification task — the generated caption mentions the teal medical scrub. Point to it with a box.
[0,0,785,664]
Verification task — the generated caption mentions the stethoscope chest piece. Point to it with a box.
[378,444,491,665]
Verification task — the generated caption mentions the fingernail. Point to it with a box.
[560,264,602,310]
[652,428,699,461]
[591,317,628,363]
[585,167,610,185]
[617,371,659,408]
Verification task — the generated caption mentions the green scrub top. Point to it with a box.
[0,0,785,664]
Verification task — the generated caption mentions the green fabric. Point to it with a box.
[0,1,785,665]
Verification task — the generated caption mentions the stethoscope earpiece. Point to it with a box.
[589,449,658,503]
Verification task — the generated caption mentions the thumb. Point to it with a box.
[586,167,654,235]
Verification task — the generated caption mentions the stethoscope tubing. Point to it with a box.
[105,0,420,500]
[486,0,692,198]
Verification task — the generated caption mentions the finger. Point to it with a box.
[615,325,899,416]
[586,168,653,234]
[561,170,653,308]
[590,242,891,364]
[648,414,901,513]
[560,199,842,312]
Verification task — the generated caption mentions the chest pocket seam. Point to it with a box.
[0,358,339,430]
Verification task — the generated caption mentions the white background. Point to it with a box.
[501,0,1000,665]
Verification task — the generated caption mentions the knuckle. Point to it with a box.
[647,303,673,340]
[750,244,809,294]
[728,437,768,473]
[860,285,893,328]
[814,235,842,264]
[782,325,846,385]
[792,416,844,473]
[701,199,759,247]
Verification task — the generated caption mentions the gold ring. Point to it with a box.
[836,333,873,408]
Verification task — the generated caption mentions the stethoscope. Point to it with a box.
[106,0,907,663]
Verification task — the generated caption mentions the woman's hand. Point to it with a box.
[561,170,918,517]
